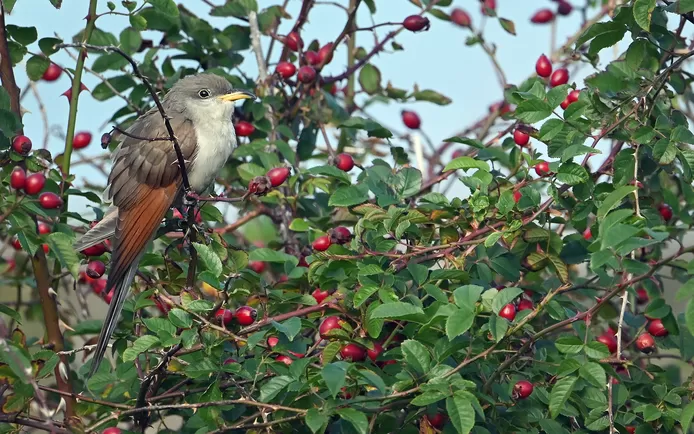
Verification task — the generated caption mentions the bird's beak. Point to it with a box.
[218,90,257,103]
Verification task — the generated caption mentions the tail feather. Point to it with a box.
[88,255,141,378]
[74,209,118,252]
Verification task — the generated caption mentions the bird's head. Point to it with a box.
[168,73,256,120]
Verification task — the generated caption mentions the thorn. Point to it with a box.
[58,361,69,382]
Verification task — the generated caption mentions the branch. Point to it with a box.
[248,11,268,83]
[0,3,21,117]
[55,42,191,192]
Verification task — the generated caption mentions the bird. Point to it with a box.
[74,73,256,377]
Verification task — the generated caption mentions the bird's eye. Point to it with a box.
[198,89,211,98]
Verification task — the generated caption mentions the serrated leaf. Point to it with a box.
[633,0,656,31]
[549,376,577,419]
[337,408,368,434]
[192,243,223,278]
[492,287,523,314]
[321,341,342,365]
[443,156,490,172]
[412,89,452,105]
[26,55,49,81]
[305,408,329,433]
[597,186,637,219]
[359,64,381,95]
[446,394,475,434]
[446,308,475,340]
[328,184,370,207]
[370,302,424,319]
[322,362,348,397]
[249,248,299,266]
[258,375,294,402]
[499,17,516,35]
[168,309,193,329]
[123,335,160,362]
[579,362,606,388]
[354,286,379,308]
[515,99,553,123]
[46,232,80,278]
[680,400,694,434]
[401,339,430,374]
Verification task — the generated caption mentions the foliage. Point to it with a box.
[2,0,694,433]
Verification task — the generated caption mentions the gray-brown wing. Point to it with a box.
[108,109,198,211]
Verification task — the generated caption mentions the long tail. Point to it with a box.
[88,254,141,377]
[75,209,118,252]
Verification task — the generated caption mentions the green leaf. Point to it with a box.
[339,116,392,138]
[665,0,694,13]
[37,37,61,56]
[365,302,384,338]
[305,408,329,433]
[556,162,589,185]
[499,17,516,35]
[411,390,448,406]
[515,99,553,123]
[446,394,475,434]
[272,317,302,341]
[336,408,368,434]
[328,184,370,207]
[680,400,694,434]
[119,27,142,55]
[258,375,294,402]
[26,56,49,81]
[453,285,484,311]
[549,376,577,419]
[249,248,299,266]
[168,309,192,329]
[394,167,422,199]
[412,89,452,105]
[370,302,424,319]
[322,362,348,397]
[579,362,606,388]
[192,243,223,278]
[633,0,656,31]
[446,308,475,340]
[597,186,637,219]
[401,339,431,374]
[555,336,584,354]
[492,287,523,314]
[46,232,80,278]
[676,278,694,302]
[307,164,351,184]
[354,286,379,308]
[123,335,160,362]
[143,318,176,336]
[0,304,21,324]
[7,25,37,45]
[147,0,179,16]
[92,76,136,101]
[686,299,694,336]
[359,64,381,95]
[443,156,490,172]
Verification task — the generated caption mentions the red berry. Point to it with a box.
[340,343,366,362]
[305,50,320,66]
[513,380,534,399]
[531,9,555,24]
[37,222,51,235]
[42,63,62,82]
[583,228,592,240]
[517,299,534,311]
[24,173,46,195]
[235,306,257,326]
[567,90,580,103]
[249,261,266,273]
[39,192,63,209]
[596,334,618,353]
[86,260,106,278]
[428,413,447,429]
[625,427,636,434]
[499,303,516,321]
[535,161,551,177]
[12,135,32,155]
[513,190,522,203]
[513,129,530,147]
[658,204,673,221]
[312,235,331,252]
[560,97,572,110]
[489,100,510,115]
[647,319,668,337]
[72,131,92,149]
[367,342,383,362]
[276,62,297,79]
[235,121,255,137]
[82,243,107,257]
[401,110,421,129]
[11,238,21,250]
[91,278,107,295]
[481,0,496,15]
[535,54,552,78]
[331,226,352,245]
[267,167,291,187]
[223,357,237,365]
[450,8,471,27]
[318,43,334,65]
[102,428,122,434]
[452,149,464,159]
[172,208,202,224]
[319,316,343,338]
[276,355,293,365]
[636,288,648,304]
[284,32,303,51]
[635,333,655,353]
[215,308,234,325]
[297,66,316,83]
[557,1,573,15]
[10,167,26,190]
[312,288,329,304]
[550,68,569,87]
[267,336,279,348]
[104,289,114,304]
[334,153,355,171]
[403,15,430,32]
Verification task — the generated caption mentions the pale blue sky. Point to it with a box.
[7,1,602,212]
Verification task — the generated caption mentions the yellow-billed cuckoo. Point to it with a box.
[74,74,255,377]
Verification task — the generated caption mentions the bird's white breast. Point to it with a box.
[186,101,237,193]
